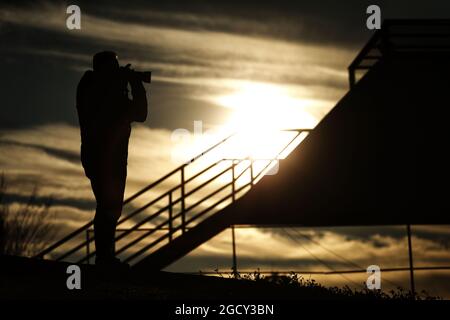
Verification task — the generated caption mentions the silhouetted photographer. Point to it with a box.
[76,51,149,270]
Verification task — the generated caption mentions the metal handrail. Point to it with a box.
[46,157,237,262]
[122,182,253,264]
[34,133,236,259]
[103,135,308,264]
[115,181,239,261]
[78,158,255,264]
[76,159,246,264]
[348,19,450,88]
[37,129,311,262]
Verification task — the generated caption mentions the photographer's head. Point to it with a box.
[93,51,119,73]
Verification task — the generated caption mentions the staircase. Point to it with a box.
[35,129,311,269]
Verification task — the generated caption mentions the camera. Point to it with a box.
[120,64,151,83]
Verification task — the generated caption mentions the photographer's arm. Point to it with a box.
[127,78,148,123]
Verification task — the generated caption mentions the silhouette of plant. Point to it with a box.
[0,173,56,257]
[215,269,441,300]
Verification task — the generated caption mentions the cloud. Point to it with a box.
[1,2,354,133]
[0,122,251,230]
[0,2,352,98]
[0,123,179,196]
[168,226,450,297]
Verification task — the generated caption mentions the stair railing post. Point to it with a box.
[407,224,416,299]
[86,229,90,265]
[168,191,173,242]
[181,166,186,233]
[231,160,236,202]
[231,225,238,277]
[348,66,356,89]
[231,160,238,277]
[250,159,254,186]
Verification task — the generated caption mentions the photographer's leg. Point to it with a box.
[91,168,126,264]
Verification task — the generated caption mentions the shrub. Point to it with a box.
[0,173,56,257]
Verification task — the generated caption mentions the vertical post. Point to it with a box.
[348,66,355,89]
[231,160,236,202]
[231,160,238,277]
[86,229,90,265]
[407,224,416,299]
[168,191,173,242]
[231,225,238,277]
[380,24,390,56]
[250,159,254,186]
[180,166,186,234]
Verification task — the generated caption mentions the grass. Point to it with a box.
[207,268,442,300]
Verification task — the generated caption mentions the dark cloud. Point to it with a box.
[33,0,450,47]
[3,0,450,130]
[0,140,80,164]
[0,51,80,128]
[2,191,95,211]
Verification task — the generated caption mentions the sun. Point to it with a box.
[211,81,317,161]
[215,82,318,133]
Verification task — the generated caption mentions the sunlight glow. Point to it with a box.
[216,82,318,132]
[208,82,317,162]
[168,81,317,201]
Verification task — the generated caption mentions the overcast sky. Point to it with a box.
[2,0,450,129]
[1,0,450,297]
